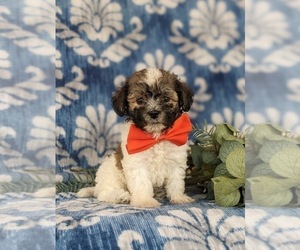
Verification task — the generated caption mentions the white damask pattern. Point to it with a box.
[189,78,212,119]
[0,50,11,79]
[170,0,244,74]
[56,66,88,110]
[132,0,185,15]
[135,49,186,81]
[0,5,54,59]
[210,107,245,132]
[170,20,216,67]
[189,0,239,49]
[233,0,244,9]
[70,0,123,42]
[118,230,145,250]
[0,194,55,231]
[156,207,244,249]
[284,0,300,9]
[23,0,55,40]
[246,0,290,50]
[246,208,300,249]
[0,108,54,182]
[56,196,145,230]
[57,4,146,68]
[0,126,18,158]
[1,112,54,184]
[247,108,300,134]
[0,67,50,111]
[114,75,126,89]
[27,106,55,166]
[56,126,78,169]
[236,78,246,102]
[287,78,300,103]
[245,0,300,73]
[72,104,122,166]
[0,127,36,178]
[55,50,63,79]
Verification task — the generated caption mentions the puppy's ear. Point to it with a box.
[112,83,128,117]
[175,79,194,112]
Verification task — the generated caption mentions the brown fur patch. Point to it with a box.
[114,144,123,170]
[127,68,147,84]
[126,69,179,110]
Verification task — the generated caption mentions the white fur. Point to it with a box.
[78,123,194,208]
[145,68,162,86]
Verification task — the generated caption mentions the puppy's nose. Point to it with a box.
[148,110,160,119]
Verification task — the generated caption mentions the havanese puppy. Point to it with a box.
[78,68,195,208]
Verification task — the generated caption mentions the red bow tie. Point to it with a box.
[126,113,192,154]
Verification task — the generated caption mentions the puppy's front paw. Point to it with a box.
[130,197,160,208]
[170,195,195,204]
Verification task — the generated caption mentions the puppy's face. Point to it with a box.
[112,68,193,134]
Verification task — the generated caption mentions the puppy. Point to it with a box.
[78,68,195,208]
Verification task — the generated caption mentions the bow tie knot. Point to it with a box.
[126,113,192,154]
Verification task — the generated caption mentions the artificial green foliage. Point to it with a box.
[247,124,300,207]
[187,123,245,207]
[188,123,300,207]
[56,168,96,193]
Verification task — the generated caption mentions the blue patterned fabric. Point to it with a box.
[1,1,55,249]
[56,192,245,250]
[1,0,300,249]
[55,0,245,177]
[246,0,300,133]
[56,0,245,249]
[54,1,246,248]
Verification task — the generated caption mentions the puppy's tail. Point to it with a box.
[77,187,95,197]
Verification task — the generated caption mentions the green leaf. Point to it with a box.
[246,151,263,168]
[212,176,244,206]
[205,181,215,200]
[248,176,299,206]
[225,124,239,133]
[269,147,300,178]
[264,134,300,144]
[215,190,240,207]
[214,163,233,178]
[252,124,286,144]
[250,163,281,178]
[226,148,245,178]
[213,124,235,145]
[222,134,245,144]
[259,141,298,163]
[202,151,218,164]
[219,140,244,163]
[202,164,215,179]
[190,145,203,168]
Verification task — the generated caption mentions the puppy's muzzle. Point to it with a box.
[148,110,160,119]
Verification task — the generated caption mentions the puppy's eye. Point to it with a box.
[136,98,145,105]
[163,96,170,102]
